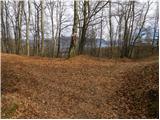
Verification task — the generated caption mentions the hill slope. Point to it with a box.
[1,53,159,118]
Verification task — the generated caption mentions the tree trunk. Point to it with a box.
[109,0,113,58]
[129,2,150,58]
[16,1,24,54]
[151,3,158,54]
[98,9,103,57]
[26,1,31,56]
[56,1,61,57]
[51,11,55,57]
[1,1,6,53]
[68,0,78,58]
[121,2,132,58]
[37,8,40,55]
[78,1,89,54]
[41,0,44,56]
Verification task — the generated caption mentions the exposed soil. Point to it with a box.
[1,53,159,118]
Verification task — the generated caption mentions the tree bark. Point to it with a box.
[109,0,113,58]
[68,0,78,58]
[1,1,6,52]
[78,1,88,54]
[129,1,151,58]
[56,1,62,57]
[98,9,103,57]
[25,1,31,56]
[16,1,24,54]
[41,0,44,56]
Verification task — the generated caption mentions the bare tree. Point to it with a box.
[56,1,62,57]
[109,0,113,58]
[98,9,103,57]
[68,0,78,58]
[120,1,132,58]
[33,1,41,55]
[152,2,159,53]
[15,1,24,54]
[24,1,31,56]
[129,1,152,58]
[0,0,157,58]
[1,1,6,52]
[41,0,44,56]
[78,1,109,54]
[46,0,55,57]
[56,1,70,57]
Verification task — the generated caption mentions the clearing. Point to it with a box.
[1,53,159,118]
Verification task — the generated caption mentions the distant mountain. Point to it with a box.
[60,36,109,49]
[95,39,109,47]
[60,36,71,49]
[28,36,152,50]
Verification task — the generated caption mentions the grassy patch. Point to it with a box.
[2,102,18,118]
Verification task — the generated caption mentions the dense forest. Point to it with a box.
[1,0,159,58]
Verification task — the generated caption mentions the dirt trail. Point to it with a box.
[1,53,159,118]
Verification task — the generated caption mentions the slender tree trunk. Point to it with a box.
[129,2,150,57]
[128,1,135,58]
[57,28,61,57]
[1,1,6,52]
[16,1,24,54]
[33,11,37,55]
[55,2,59,57]
[37,9,40,55]
[68,0,78,58]
[41,0,44,56]
[98,9,103,57]
[56,1,61,57]
[51,12,55,57]
[151,4,158,54]
[109,0,113,58]
[121,2,132,58]
[117,9,122,58]
[26,1,31,56]
[5,1,10,53]
[78,1,88,54]
[48,1,55,57]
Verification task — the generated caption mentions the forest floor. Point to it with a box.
[1,53,159,118]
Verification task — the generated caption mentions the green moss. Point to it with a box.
[2,102,18,118]
[69,47,76,58]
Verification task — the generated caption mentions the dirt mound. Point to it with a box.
[1,53,159,118]
[115,62,159,118]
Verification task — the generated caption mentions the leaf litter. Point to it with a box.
[1,53,159,118]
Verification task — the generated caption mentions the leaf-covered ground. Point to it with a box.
[1,53,159,118]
